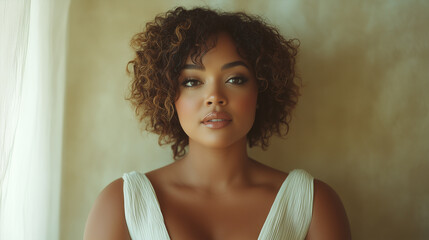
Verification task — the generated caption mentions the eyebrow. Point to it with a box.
[221,61,249,70]
[182,61,249,71]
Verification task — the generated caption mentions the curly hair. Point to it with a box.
[126,7,300,160]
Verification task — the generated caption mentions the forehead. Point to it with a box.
[185,32,246,66]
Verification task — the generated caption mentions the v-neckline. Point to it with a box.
[141,172,292,240]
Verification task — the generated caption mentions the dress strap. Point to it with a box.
[122,171,170,240]
[258,169,314,240]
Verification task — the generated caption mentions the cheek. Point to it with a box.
[233,91,258,116]
[175,95,198,120]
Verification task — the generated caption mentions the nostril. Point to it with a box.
[205,98,226,106]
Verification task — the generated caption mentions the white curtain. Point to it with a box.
[0,0,70,239]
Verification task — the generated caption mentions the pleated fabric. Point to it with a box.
[123,169,313,240]
[257,169,314,240]
[122,172,170,239]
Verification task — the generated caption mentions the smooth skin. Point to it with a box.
[84,33,351,240]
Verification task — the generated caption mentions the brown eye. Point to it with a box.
[226,76,248,85]
[181,79,201,87]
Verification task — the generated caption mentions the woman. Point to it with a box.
[84,7,351,240]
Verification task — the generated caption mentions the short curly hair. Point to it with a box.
[127,7,300,160]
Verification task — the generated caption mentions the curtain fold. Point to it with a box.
[0,0,70,239]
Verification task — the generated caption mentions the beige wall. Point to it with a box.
[61,0,429,239]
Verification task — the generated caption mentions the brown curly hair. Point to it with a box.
[127,7,300,160]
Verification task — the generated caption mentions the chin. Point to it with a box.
[195,135,248,149]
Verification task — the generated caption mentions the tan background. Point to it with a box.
[61,0,429,239]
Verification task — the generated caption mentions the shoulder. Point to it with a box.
[306,179,351,240]
[249,159,289,184]
[84,178,131,240]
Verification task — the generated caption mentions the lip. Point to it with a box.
[201,112,232,129]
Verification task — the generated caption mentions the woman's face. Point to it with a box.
[175,32,258,149]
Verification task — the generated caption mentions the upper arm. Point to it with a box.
[306,179,351,240]
[84,178,131,240]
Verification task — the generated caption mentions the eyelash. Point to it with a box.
[181,76,248,88]
[181,79,201,87]
[226,76,248,85]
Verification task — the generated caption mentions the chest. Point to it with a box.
[156,187,277,240]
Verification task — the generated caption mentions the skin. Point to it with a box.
[84,33,351,240]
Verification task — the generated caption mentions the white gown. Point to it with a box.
[122,169,314,240]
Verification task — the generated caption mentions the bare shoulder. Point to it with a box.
[306,179,351,240]
[249,159,288,184]
[84,178,131,240]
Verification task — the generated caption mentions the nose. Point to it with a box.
[206,97,227,106]
[205,85,227,107]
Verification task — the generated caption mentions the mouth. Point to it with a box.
[202,119,232,129]
[206,119,228,122]
[201,112,232,129]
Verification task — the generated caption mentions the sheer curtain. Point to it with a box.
[0,0,70,239]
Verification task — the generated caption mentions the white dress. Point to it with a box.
[122,169,314,240]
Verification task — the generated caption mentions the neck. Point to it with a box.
[176,137,254,190]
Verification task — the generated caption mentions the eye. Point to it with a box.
[181,78,201,87]
[226,76,248,85]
